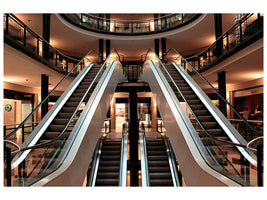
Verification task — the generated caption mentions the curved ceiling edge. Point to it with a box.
[55,14,208,41]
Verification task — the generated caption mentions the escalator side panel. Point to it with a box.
[141,61,240,186]
[33,61,127,186]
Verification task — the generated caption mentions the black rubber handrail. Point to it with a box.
[4,49,101,140]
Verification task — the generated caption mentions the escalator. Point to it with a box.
[95,139,122,186]
[87,123,128,187]
[146,137,173,186]
[141,48,258,186]
[139,124,180,187]
[11,63,102,186]
[8,49,127,186]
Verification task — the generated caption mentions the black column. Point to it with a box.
[161,14,166,29]
[154,14,159,31]
[41,74,49,118]
[99,14,104,30]
[129,90,139,186]
[218,71,227,116]
[154,39,159,56]
[214,14,223,56]
[106,14,110,32]
[43,14,51,60]
[161,37,166,60]
[106,39,110,57]
[99,39,104,63]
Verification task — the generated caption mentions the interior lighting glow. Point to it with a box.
[150,21,154,31]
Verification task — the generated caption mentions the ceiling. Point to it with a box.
[4,13,264,94]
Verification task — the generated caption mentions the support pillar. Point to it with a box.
[154,14,159,31]
[218,71,227,116]
[99,39,104,63]
[106,39,110,58]
[154,39,159,57]
[42,14,50,60]
[214,14,223,56]
[129,90,139,186]
[41,74,49,118]
[161,37,166,60]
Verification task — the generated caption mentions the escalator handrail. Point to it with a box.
[165,47,261,136]
[12,49,123,154]
[10,49,124,172]
[9,48,123,155]
[10,60,109,156]
[140,123,150,187]
[4,49,102,140]
[162,136,180,187]
[87,137,105,186]
[119,122,128,186]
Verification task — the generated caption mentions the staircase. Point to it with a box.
[146,138,173,186]
[17,65,101,185]
[95,139,122,186]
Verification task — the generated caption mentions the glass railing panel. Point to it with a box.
[25,30,38,53]
[6,15,24,45]
[64,13,199,34]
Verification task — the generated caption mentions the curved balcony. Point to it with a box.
[4,14,102,76]
[61,13,201,35]
[163,13,263,73]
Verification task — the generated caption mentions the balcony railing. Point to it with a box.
[3,14,102,75]
[164,14,263,72]
[62,13,200,35]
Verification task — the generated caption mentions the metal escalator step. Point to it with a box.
[44,131,70,139]
[148,166,171,172]
[98,166,120,172]
[68,97,81,102]
[65,102,79,107]
[201,122,218,129]
[187,99,201,104]
[49,124,73,132]
[53,118,70,125]
[61,107,76,113]
[183,94,198,100]
[146,141,165,145]
[75,88,87,93]
[191,104,205,110]
[147,155,168,161]
[102,145,121,150]
[101,150,121,155]
[97,172,119,178]
[149,172,172,179]
[100,155,120,160]
[147,150,167,155]
[57,112,73,118]
[99,160,120,166]
[193,109,209,116]
[148,160,169,166]
[72,93,85,97]
[95,178,118,186]
[149,178,173,186]
[146,146,166,151]
[197,129,224,137]
[198,115,213,122]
